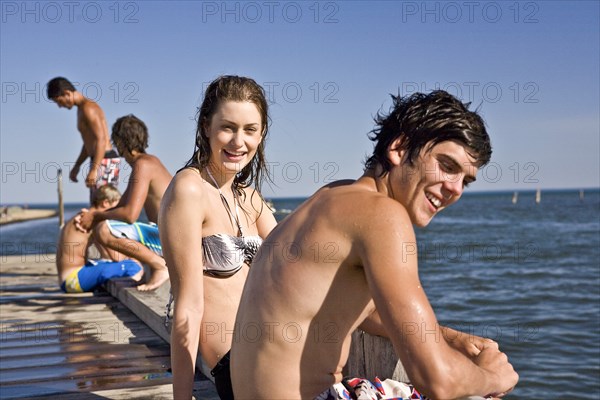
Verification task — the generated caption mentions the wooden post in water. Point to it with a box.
[58,168,64,228]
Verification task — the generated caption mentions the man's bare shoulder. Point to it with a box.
[312,181,412,237]
[316,180,407,215]
[321,179,356,190]
[79,99,104,118]
[132,154,171,174]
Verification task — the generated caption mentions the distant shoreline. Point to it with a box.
[0,207,58,226]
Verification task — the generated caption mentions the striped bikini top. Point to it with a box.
[202,168,262,277]
[202,233,262,277]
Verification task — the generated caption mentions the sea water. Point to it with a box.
[1,189,599,399]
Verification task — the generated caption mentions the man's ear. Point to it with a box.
[387,137,405,166]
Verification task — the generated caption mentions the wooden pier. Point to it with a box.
[2,254,485,399]
[0,254,218,399]
[0,208,57,226]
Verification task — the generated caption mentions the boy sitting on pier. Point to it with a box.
[230,91,518,399]
[56,185,142,293]
[75,115,172,291]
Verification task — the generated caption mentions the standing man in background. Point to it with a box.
[47,76,120,202]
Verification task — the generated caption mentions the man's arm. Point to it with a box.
[77,159,149,231]
[358,309,389,337]
[81,105,108,188]
[440,325,497,358]
[359,308,495,359]
[70,146,88,182]
[358,199,518,399]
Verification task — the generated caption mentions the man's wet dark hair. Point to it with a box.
[365,90,492,173]
[112,114,149,154]
[47,77,76,99]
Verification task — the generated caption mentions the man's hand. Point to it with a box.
[442,326,495,358]
[475,341,519,398]
[69,165,80,183]
[85,169,98,188]
[75,209,95,233]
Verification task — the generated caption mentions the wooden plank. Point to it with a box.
[0,254,217,399]
[1,356,171,383]
[103,277,172,344]
[1,343,169,369]
[0,372,174,399]
[9,381,220,400]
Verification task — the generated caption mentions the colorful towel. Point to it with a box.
[316,376,428,400]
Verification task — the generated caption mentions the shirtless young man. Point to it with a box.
[76,115,172,291]
[56,185,142,293]
[47,77,120,201]
[231,91,519,399]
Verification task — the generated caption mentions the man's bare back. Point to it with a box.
[56,218,94,284]
[233,181,384,398]
[77,99,112,156]
[116,153,171,223]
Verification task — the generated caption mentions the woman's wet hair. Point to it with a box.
[185,75,271,195]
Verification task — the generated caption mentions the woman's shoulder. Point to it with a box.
[169,167,208,198]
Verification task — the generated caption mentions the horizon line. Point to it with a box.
[3,187,599,207]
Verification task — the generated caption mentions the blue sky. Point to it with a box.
[1,0,599,204]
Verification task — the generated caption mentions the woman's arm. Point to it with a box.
[159,170,206,399]
[252,191,277,239]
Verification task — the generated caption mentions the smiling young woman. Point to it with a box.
[158,76,276,400]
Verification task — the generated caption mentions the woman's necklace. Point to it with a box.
[205,168,244,236]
